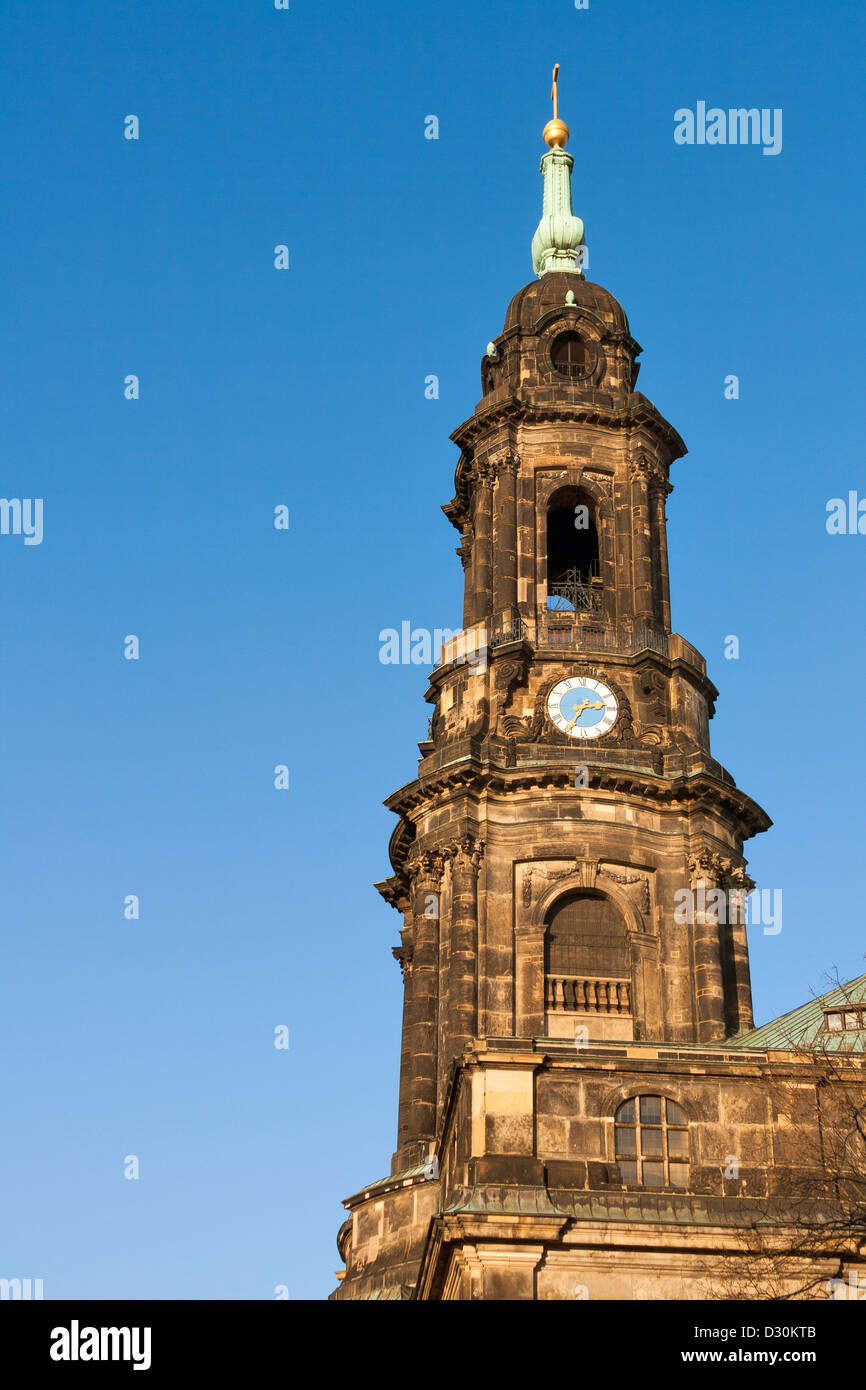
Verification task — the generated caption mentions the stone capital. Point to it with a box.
[456,522,474,569]
[442,834,485,877]
[392,936,414,980]
[688,849,753,893]
[494,450,520,480]
[407,850,445,893]
[628,452,668,491]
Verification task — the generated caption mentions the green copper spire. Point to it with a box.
[531,64,586,278]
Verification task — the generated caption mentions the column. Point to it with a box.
[516,472,535,633]
[727,868,755,1033]
[492,453,518,628]
[470,463,494,627]
[392,891,415,1154]
[445,836,484,1074]
[649,476,673,631]
[628,456,656,627]
[689,852,728,1044]
[402,852,442,1145]
[458,524,474,630]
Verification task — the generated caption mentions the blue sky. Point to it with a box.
[0,0,863,1300]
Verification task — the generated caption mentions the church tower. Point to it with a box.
[331,73,782,1302]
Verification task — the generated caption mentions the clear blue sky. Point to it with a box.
[0,0,863,1300]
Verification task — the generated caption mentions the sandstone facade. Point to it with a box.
[330,270,865,1302]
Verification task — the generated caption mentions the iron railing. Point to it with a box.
[536,621,668,658]
[490,615,526,648]
[547,567,604,613]
[449,615,668,661]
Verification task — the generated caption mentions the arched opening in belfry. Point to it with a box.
[543,892,632,1036]
[546,488,600,611]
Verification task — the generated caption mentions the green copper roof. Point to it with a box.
[443,1184,563,1219]
[531,145,585,278]
[729,974,866,1053]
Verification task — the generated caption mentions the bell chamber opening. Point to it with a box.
[546,487,601,614]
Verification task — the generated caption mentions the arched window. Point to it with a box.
[545,892,628,978]
[544,892,631,1015]
[614,1096,689,1189]
[546,488,600,612]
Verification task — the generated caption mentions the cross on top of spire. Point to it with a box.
[543,62,569,149]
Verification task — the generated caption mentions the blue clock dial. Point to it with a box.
[557,688,606,728]
[546,677,618,739]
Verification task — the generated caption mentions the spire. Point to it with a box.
[531,64,586,278]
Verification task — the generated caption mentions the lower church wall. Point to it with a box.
[333,1042,863,1301]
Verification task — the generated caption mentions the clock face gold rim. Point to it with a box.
[546,676,618,740]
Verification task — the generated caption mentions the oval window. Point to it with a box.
[551,332,590,378]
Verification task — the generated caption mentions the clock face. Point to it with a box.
[547,676,618,739]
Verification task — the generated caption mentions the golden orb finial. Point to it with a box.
[543,63,570,148]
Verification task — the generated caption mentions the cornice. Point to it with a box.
[383,754,771,875]
[374,874,411,913]
[449,393,687,465]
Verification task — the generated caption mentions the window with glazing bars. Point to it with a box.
[614,1095,689,1189]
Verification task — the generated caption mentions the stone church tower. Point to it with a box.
[331,76,865,1301]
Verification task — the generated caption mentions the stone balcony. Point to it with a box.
[546,975,635,1042]
[545,975,632,1014]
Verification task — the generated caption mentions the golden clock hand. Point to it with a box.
[567,698,604,730]
[566,698,591,729]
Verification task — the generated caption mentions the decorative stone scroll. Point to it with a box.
[494,654,529,722]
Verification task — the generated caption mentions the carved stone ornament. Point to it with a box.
[501,713,533,740]
[442,834,485,876]
[392,936,414,980]
[628,452,670,492]
[521,858,597,901]
[598,864,651,916]
[687,848,755,894]
[406,849,444,892]
[637,665,667,723]
[466,696,489,741]
[581,469,613,496]
[522,868,533,907]
[456,522,474,570]
[494,653,529,720]
[637,724,665,747]
[493,450,520,480]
